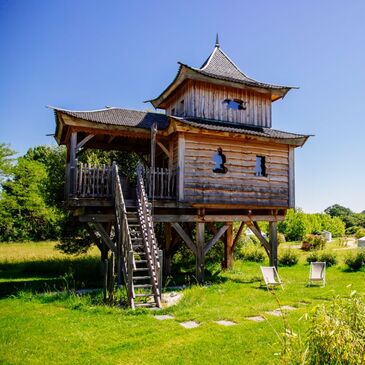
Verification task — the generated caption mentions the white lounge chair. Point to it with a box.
[308,262,326,287]
[260,266,283,290]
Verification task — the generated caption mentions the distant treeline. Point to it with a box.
[0,143,364,246]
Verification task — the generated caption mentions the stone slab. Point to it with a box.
[245,316,266,322]
[215,320,236,326]
[281,305,297,311]
[180,321,200,329]
[154,315,174,321]
[266,310,283,317]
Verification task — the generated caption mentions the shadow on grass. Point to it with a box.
[0,257,102,297]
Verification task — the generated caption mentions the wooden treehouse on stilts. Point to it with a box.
[51,36,309,309]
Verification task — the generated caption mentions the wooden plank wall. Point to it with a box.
[183,134,290,207]
[166,80,272,128]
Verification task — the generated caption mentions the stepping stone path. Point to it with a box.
[266,305,297,317]
[215,320,236,326]
[154,314,175,321]
[266,309,282,317]
[246,316,266,322]
[281,305,296,311]
[180,321,200,329]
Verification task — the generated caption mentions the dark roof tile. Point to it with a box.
[53,107,169,129]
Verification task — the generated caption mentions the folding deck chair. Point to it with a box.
[260,266,284,290]
[308,262,326,287]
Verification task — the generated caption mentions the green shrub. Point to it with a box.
[301,234,326,251]
[236,244,265,262]
[282,294,365,364]
[305,294,365,364]
[277,232,286,244]
[355,228,365,239]
[344,250,365,271]
[278,249,298,266]
[306,251,337,267]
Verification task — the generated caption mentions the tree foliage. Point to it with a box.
[0,157,62,241]
[278,209,345,241]
[0,143,16,182]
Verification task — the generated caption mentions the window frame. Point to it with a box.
[255,155,267,177]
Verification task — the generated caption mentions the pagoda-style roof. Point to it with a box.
[148,43,295,109]
[51,107,310,147]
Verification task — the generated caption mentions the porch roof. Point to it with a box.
[51,106,310,147]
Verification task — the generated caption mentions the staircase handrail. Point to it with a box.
[136,165,160,268]
[112,162,135,306]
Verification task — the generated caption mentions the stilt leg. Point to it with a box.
[223,223,234,269]
[196,222,205,283]
[269,221,278,268]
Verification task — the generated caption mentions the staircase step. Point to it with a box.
[134,284,152,288]
[135,260,147,264]
[135,293,154,297]
[134,267,149,272]
[133,276,151,280]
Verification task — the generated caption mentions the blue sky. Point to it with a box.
[1,0,365,213]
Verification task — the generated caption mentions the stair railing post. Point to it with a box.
[127,250,135,309]
[158,249,163,294]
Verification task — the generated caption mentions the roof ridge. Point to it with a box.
[48,105,118,113]
[200,46,219,70]
[213,47,249,78]
[49,105,166,116]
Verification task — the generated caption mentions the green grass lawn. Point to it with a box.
[0,241,364,364]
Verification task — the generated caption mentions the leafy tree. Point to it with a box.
[0,143,16,182]
[24,145,66,208]
[279,209,346,241]
[278,209,307,241]
[0,158,61,241]
[324,204,353,217]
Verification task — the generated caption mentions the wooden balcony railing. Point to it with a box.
[66,163,177,201]
[145,167,177,200]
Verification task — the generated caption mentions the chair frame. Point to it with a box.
[307,261,326,287]
[260,266,284,290]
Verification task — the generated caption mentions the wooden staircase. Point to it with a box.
[113,163,161,309]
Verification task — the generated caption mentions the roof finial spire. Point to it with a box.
[215,33,220,48]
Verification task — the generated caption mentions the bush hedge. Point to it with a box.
[278,249,299,266]
[306,251,337,267]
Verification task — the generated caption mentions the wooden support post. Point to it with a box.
[103,258,108,302]
[269,221,278,268]
[196,222,205,284]
[150,122,157,200]
[288,147,295,208]
[171,222,197,255]
[158,249,163,294]
[69,131,77,196]
[163,223,173,277]
[177,134,185,201]
[108,252,115,303]
[223,223,234,270]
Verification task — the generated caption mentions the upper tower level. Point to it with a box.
[148,36,295,128]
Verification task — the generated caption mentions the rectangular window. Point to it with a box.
[255,156,266,177]
[180,100,184,115]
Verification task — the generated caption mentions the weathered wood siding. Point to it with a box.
[166,80,272,128]
[182,134,290,207]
